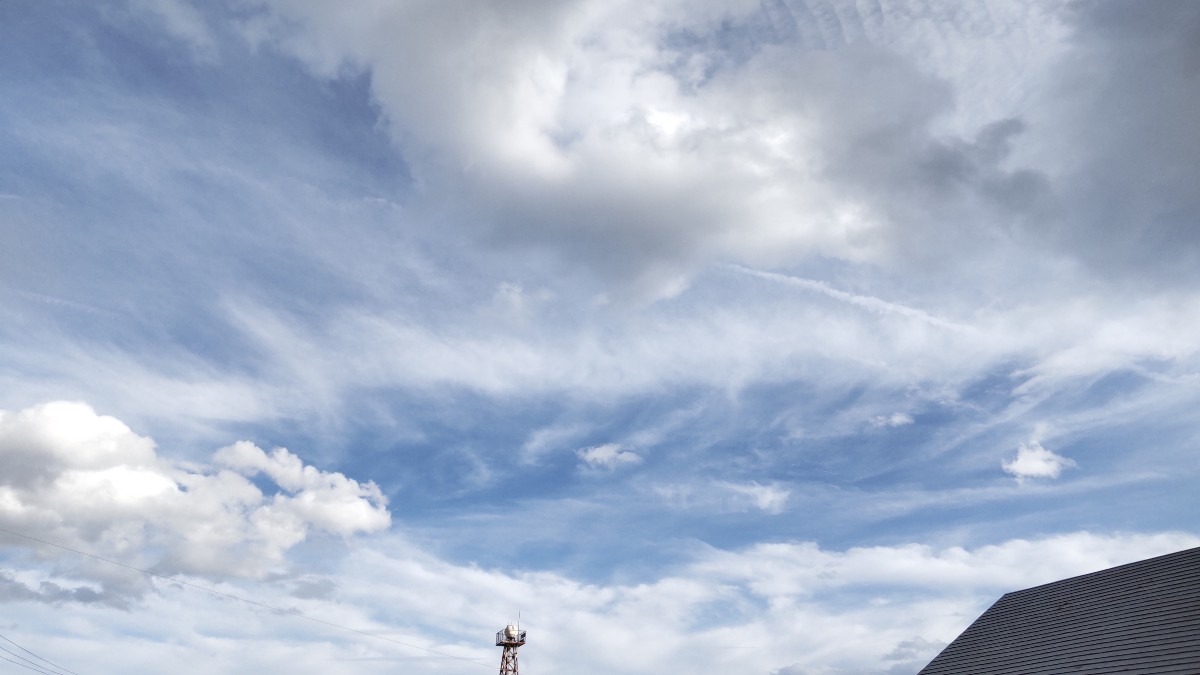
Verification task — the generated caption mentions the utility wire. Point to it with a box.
[0,651,66,675]
[0,635,75,675]
[0,526,491,669]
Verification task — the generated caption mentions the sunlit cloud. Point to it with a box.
[1003,439,1077,483]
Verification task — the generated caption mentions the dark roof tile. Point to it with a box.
[919,546,1200,674]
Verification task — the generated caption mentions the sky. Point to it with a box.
[1,0,1199,673]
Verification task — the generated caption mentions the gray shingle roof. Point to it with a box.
[919,545,1200,674]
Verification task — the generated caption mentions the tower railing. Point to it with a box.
[496,628,526,646]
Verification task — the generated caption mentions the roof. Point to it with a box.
[919,545,1200,674]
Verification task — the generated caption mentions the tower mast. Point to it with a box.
[496,623,526,675]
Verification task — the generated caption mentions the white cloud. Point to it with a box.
[872,412,915,428]
[0,401,390,590]
[5,0,1195,443]
[720,481,791,514]
[4,4,1200,670]
[1002,439,1077,482]
[4,434,1197,675]
[733,267,973,334]
[233,0,1072,300]
[216,441,391,536]
[655,480,791,514]
[521,422,589,464]
[576,443,642,470]
[59,529,1200,674]
[689,531,1198,599]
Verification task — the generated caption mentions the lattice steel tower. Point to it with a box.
[496,623,526,675]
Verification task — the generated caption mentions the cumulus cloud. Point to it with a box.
[576,443,642,470]
[0,401,390,596]
[215,441,391,535]
[1002,439,1077,482]
[232,0,1066,299]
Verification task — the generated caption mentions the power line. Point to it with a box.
[0,526,491,669]
[0,634,76,675]
[0,650,67,675]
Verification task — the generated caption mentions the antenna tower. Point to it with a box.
[496,623,526,675]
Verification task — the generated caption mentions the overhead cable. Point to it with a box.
[0,650,69,675]
[0,633,78,675]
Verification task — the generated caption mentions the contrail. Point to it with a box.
[2,286,118,317]
[727,264,974,333]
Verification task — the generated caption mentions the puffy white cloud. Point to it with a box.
[0,401,390,593]
[1002,439,1076,482]
[576,443,642,470]
[215,441,391,535]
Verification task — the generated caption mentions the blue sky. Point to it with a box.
[1,1,1199,673]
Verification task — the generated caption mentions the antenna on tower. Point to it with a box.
[496,620,526,675]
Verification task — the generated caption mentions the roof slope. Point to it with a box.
[919,545,1200,674]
